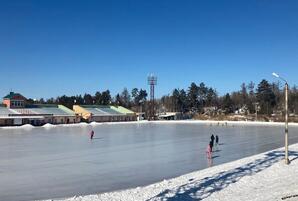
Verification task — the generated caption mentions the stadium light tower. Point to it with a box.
[147,74,157,120]
[272,72,290,165]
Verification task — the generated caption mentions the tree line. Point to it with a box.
[28,79,298,115]
[27,88,148,111]
[159,79,298,115]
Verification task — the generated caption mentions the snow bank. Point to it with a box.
[90,121,99,126]
[1,124,34,130]
[43,143,298,201]
[83,119,298,129]
[87,119,293,127]
[1,119,297,130]
[44,122,90,128]
[89,120,148,126]
[151,119,279,126]
[0,122,91,130]
[59,122,89,127]
[19,124,35,129]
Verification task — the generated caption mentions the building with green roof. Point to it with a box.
[73,105,136,122]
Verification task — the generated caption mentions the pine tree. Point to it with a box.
[120,88,131,108]
[256,79,276,115]
[188,82,199,112]
[222,93,233,114]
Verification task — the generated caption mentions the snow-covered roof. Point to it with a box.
[0,106,20,116]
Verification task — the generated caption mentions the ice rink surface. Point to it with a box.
[0,122,298,201]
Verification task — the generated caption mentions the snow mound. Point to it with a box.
[20,124,35,129]
[78,122,89,126]
[90,121,100,126]
[43,122,90,128]
[42,123,56,128]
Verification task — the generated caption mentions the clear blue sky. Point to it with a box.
[1,0,298,99]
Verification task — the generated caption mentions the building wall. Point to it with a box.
[3,99,25,108]
[52,116,79,124]
[66,116,79,124]
[10,100,25,108]
[21,119,44,126]
[0,116,79,127]
[91,116,119,122]
[53,116,65,124]
[126,114,137,121]
[90,115,135,122]
[3,99,10,108]
[0,119,13,126]
[91,116,109,122]
[44,117,53,124]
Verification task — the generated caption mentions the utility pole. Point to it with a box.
[272,72,290,165]
[285,82,289,164]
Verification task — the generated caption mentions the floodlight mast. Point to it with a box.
[147,74,157,120]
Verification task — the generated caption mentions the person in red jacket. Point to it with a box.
[206,143,212,159]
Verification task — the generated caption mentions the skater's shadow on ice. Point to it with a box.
[91,137,103,140]
[147,150,298,201]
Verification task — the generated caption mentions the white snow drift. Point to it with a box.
[44,143,298,201]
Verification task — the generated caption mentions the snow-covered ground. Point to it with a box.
[44,143,298,201]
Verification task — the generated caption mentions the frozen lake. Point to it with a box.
[0,121,298,201]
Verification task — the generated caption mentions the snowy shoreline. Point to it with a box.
[43,143,298,201]
[1,119,297,130]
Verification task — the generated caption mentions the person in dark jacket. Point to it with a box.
[210,134,215,147]
[209,140,213,152]
[90,130,94,140]
[214,135,219,150]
